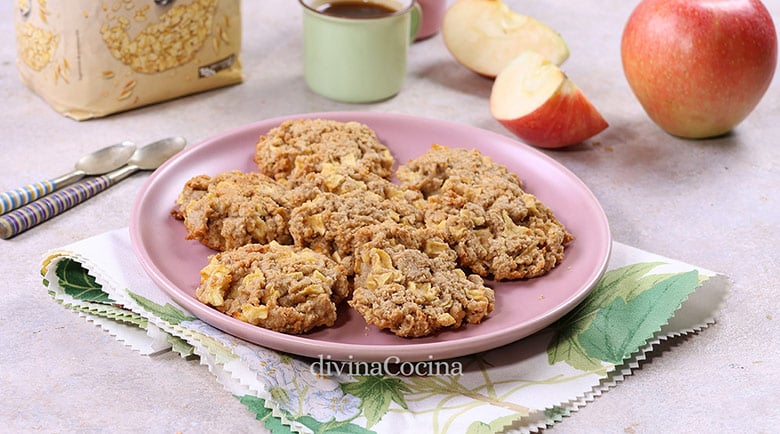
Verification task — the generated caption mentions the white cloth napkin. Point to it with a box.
[42,228,728,433]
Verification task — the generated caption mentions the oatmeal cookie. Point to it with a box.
[349,223,495,338]
[253,118,395,186]
[397,145,573,280]
[288,188,424,273]
[196,242,350,334]
[175,170,293,251]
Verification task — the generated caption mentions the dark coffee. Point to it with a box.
[317,1,398,18]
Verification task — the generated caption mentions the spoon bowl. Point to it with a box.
[75,141,137,175]
[128,136,187,170]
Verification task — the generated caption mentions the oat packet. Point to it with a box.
[15,0,242,120]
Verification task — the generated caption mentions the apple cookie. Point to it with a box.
[253,118,395,187]
[397,145,573,280]
[349,222,495,338]
[288,187,424,274]
[173,170,293,251]
[196,241,350,334]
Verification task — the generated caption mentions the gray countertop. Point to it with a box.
[2,1,778,433]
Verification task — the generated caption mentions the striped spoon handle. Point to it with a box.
[0,171,85,214]
[0,180,57,215]
[0,175,114,239]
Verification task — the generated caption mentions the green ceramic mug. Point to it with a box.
[300,0,421,103]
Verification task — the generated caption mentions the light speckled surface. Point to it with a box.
[1,1,778,433]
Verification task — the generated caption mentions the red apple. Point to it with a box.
[490,51,609,149]
[442,0,569,78]
[621,0,777,138]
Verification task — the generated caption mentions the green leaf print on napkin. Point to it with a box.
[547,263,701,370]
[126,291,197,325]
[341,376,410,428]
[239,395,295,434]
[46,257,148,328]
[466,414,527,434]
[579,270,699,364]
[55,257,113,304]
[239,394,375,434]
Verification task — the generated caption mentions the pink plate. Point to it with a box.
[130,112,611,362]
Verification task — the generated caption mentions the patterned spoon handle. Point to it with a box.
[0,175,114,239]
[0,171,85,214]
[0,179,59,215]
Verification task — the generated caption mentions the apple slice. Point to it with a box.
[442,0,569,77]
[490,51,608,149]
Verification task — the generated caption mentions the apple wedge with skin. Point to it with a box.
[442,0,569,78]
[490,51,608,149]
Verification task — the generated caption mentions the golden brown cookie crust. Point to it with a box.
[253,118,395,187]
[176,170,293,251]
[288,187,424,274]
[196,242,350,334]
[349,223,495,338]
[397,145,573,280]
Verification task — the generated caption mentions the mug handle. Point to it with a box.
[409,2,423,43]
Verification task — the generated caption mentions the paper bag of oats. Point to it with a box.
[15,0,242,120]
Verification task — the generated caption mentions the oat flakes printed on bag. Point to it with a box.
[15,0,243,120]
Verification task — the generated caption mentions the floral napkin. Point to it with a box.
[41,228,728,433]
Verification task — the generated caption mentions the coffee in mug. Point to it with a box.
[316,1,399,18]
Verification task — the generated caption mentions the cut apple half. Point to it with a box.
[490,51,608,149]
[442,0,569,77]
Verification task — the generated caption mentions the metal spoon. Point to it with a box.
[0,137,186,239]
[0,140,136,214]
